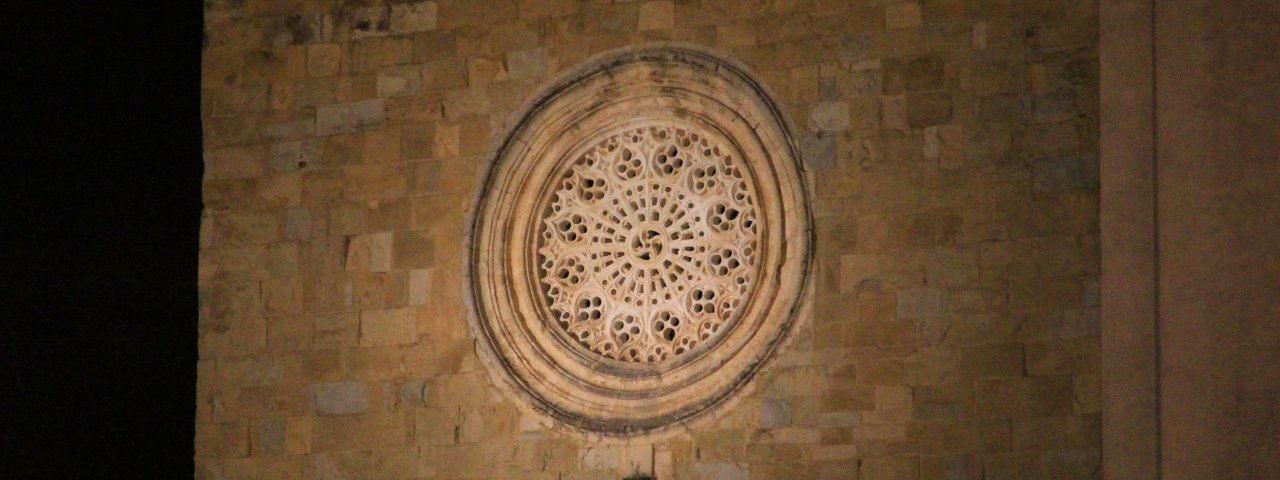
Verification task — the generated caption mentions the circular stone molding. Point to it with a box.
[467,44,813,438]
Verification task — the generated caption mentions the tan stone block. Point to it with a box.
[386,94,444,126]
[393,230,435,269]
[315,312,359,348]
[458,114,490,155]
[346,231,393,273]
[307,43,342,77]
[309,451,372,480]
[908,92,952,127]
[434,339,479,374]
[442,88,490,121]
[1025,338,1099,376]
[983,452,1040,480]
[201,315,268,358]
[875,385,913,410]
[348,347,407,381]
[400,346,435,377]
[212,212,279,246]
[432,122,461,158]
[311,412,410,452]
[362,127,401,164]
[202,456,307,480]
[408,268,433,306]
[466,55,506,86]
[281,349,344,384]
[860,455,918,480]
[284,417,311,454]
[920,453,980,480]
[390,2,438,34]
[360,308,418,347]
[884,3,922,30]
[429,372,491,407]
[415,406,460,446]
[581,443,653,475]
[958,343,1024,379]
[205,146,268,180]
[638,1,674,31]
[505,48,548,80]
[377,65,422,98]
[268,313,312,352]
[882,95,909,131]
[261,277,304,315]
[196,421,250,458]
[897,288,942,319]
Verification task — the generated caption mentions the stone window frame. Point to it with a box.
[465,43,814,440]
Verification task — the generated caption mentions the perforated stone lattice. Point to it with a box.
[536,127,760,363]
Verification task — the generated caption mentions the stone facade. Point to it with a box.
[200,0,1099,478]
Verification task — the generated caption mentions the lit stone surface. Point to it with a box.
[469,45,812,438]
[536,126,760,363]
[199,0,1103,476]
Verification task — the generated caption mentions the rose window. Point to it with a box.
[467,45,812,438]
[536,126,760,363]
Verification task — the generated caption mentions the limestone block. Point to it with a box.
[882,95,909,131]
[408,268,432,306]
[983,452,1040,480]
[270,139,322,172]
[884,55,945,94]
[390,2,438,34]
[200,315,268,358]
[285,417,311,455]
[284,207,311,241]
[908,92,952,127]
[254,417,286,454]
[393,230,434,269]
[346,231,393,273]
[638,1,674,31]
[920,454,981,480]
[311,381,370,416]
[885,2,922,29]
[809,101,851,132]
[307,43,341,77]
[959,343,1025,379]
[196,421,250,458]
[359,308,417,346]
[376,65,422,98]
[860,455,919,480]
[316,99,385,136]
[398,378,430,407]
[759,398,794,428]
[441,88,490,121]
[581,444,653,475]
[310,412,409,452]
[505,48,548,80]
[874,385,913,410]
[690,462,749,480]
[896,288,942,318]
[801,133,838,170]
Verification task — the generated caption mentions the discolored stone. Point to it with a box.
[311,381,369,416]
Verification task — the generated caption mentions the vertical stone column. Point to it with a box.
[1102,1,1280,478]
[1100,1,1159,478]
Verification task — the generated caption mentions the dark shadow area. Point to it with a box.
[0,1,202,476]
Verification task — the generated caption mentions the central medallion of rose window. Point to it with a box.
[536,126,760,363]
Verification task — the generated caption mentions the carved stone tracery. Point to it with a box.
[537,126,760,363]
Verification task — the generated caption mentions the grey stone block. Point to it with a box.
[311,381,369,416]
[801,133,838,170]
[316,99,385,136]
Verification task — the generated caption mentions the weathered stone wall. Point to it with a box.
[199,1,1100,478]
